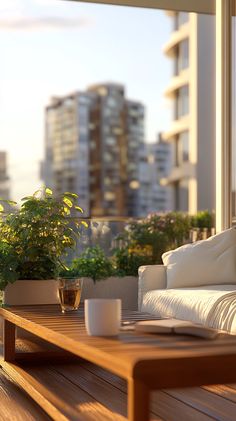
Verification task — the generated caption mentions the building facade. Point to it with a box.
[42,83,144,217]
[163,12,215,213]
[88,84,144,217]
[0,152,10,200]
[138,135,172,216]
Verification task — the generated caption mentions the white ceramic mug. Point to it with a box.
[85,298,121,336]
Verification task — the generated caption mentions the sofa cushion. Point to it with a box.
[141,285,236,333]
[162,227,236,288]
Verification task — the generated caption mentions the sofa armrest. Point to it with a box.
[138,265,167,311]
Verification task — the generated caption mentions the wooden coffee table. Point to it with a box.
[1,305,236,421]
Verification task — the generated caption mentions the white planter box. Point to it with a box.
[81,276,138,311]
[1,279,59,339]
[4,279,59,306]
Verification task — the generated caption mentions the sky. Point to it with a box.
[0,0,172,202]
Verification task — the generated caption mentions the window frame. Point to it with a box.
[68,0,234,231]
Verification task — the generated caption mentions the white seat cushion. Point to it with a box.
[141,285,236,333]
[162,227,236,289]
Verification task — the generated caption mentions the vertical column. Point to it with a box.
[128,378,149,421]
[216,0,233,232]
[3,320,16,362]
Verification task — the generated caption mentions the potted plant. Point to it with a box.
[65,246,115,282]
[63,246,139,311]
[0,187,87,305]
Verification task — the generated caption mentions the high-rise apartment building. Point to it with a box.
[163,12,215,213]
[0,152,10,200]
[88,84,144,217]
[42,83,144,217]
[42,92,95,215]
[138,135,172,216]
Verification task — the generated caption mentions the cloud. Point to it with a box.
[0,16,94,31]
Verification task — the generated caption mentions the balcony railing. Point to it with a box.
[68,215,215,261]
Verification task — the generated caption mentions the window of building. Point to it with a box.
[106,97,119,108]
[176,85,189,118]
[103,107,112,118]
[175,179,189,211]
[104,191,115,200]
[79,96,91,105]
[104,177,112,185]
[105,136,116,146]
[129,180,140,189]
[90,140,96,149]
[97,87,108,96]
[175,131,189,166]
[104,152,113,163]
[79,106,89,126]
[112,127,123,135]
[177,39,189,74]
[79,126,88,136]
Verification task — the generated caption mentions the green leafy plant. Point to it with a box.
[0,187,87,290]
[190,210,215,229]
[0,242,18,287]
[112,247,153,277]
[64,246,114,283]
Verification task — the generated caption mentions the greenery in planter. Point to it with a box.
[190,210,215,229]
[63,246,114,282]
[112,246,153,277]
[113,212,191,266]
[0,187,87,290]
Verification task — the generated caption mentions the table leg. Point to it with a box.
[3,320,16,362]
[128,378,149,421]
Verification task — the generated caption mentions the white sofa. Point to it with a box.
[138,227,236,333]
[138,265,236,333]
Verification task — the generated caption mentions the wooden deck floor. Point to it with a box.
[0,336,236,420]
[0,367,50,421]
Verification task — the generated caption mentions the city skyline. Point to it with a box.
[43,83,143,217]
[0,0,171,202]
[42,82,171,217]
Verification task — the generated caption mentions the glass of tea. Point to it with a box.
[58,278,82,313]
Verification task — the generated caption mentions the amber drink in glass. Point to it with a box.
[58,278,82,312]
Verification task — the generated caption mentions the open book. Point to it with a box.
[134,319,229,339]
